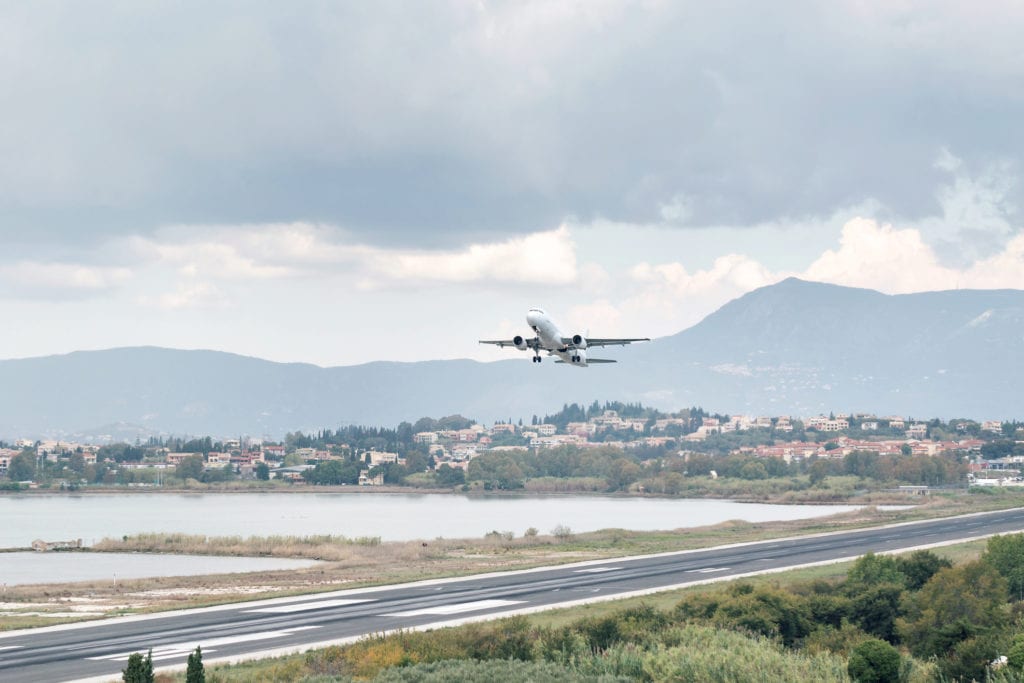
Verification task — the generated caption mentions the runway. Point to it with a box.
[2,506,1023,682]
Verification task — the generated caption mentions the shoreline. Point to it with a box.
[0,483,931,505]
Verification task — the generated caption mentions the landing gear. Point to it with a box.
[532,355,542,363]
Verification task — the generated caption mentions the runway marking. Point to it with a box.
[384,599,524,617]
[687,567,730,574]
[574,567,621,574]
[87,626,321,662]
[245,598,375,613]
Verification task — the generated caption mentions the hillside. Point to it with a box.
[2,278,1022,439]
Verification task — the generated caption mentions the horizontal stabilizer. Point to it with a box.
[554,358,617,364]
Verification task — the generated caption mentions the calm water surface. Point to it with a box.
[0,492,871,548]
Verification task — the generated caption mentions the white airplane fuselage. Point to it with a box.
[480,308,646,365]
[526,308,588,367]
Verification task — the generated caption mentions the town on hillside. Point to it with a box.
[2,403,1022,491]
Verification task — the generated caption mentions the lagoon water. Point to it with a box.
[0,492,869,549]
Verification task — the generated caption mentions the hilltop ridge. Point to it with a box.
[2,278,1022,438]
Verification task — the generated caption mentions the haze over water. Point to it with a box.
[0,493,871,548]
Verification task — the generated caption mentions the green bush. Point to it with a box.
[371,658,629,682]
[847,638,900,683]
[638,625,848,682]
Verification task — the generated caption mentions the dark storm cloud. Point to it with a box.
[0,1,1021,250]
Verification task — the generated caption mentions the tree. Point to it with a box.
[122,649,154,683]
[895,550,951,591]
[255,462,270,481]
[436,464,465,487]
[942,636,1003,683]
[808,459,829,486]
[738,460,768,480]
[175,455,204,481]
[7,452,36,481]
[981,440,1016,459]
[898,560,1008,658]
[68,452,86,475]
[1007,632,1024,671]
[848,638,901,683]
[845,553,906,593]
[304,460,360,485]
[849,583,903,642]
[186,644,205,683]
[983,533,1024,600]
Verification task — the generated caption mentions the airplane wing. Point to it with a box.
[479,337,539,349]
[561,337,650,348]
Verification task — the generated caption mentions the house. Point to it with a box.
[263,445,286,459]
[359,469,384,486]
[366,451,403,466]
[165,452,201,465]
[907,424,928,439]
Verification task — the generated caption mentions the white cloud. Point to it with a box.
[804,218,956,292]
[360,226,577,286]
[127,223,579,289]
[0,261,132,299]
[130,233,294,281]
[630,253,779,297]
[156,282,227,311]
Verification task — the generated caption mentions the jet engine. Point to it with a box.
[513,335,529,350]
[571,334,587,349]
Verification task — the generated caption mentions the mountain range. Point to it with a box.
[2,278,1022,440]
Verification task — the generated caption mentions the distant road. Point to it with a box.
[2,507,1023,682]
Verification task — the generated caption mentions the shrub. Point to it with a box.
[371,658,628,682]
[847,638,900,683]
[638,624,848,682]
[940,636,1003,683]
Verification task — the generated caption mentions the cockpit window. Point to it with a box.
[528,308,545,315]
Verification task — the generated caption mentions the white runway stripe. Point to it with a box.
[385,599,524,617]
[87,626,320,662]
[245,598,375,613]
[574,567,621,573]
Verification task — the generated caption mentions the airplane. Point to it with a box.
[479,307,649,367]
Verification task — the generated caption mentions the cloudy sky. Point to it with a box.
[1,1,1022,365]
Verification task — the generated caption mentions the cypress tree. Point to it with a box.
[186,644,205,683]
